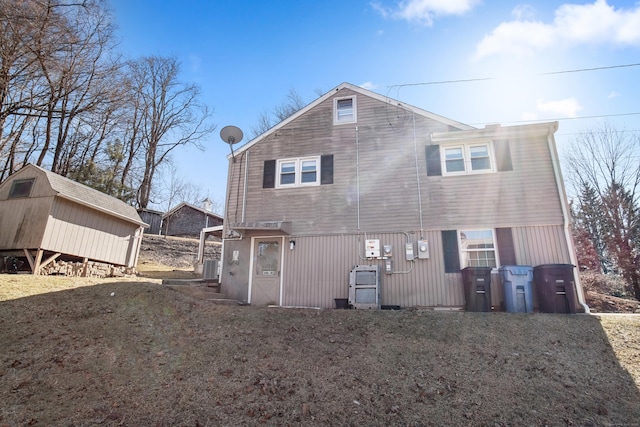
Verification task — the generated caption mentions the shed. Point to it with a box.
[162,201,223,237]
[138,208,163,235]
[0,164,147,274]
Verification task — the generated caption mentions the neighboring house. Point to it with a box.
[220,82,587,311]
[0,164,147,274]
[162,201,223,237]
[138,208,163,235]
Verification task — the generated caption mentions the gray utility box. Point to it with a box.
[349,265,381,309]
[203,259,219,281]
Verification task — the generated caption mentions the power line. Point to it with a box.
[469,112,640,127]
[388,62,640,88]
[541,63,640,76]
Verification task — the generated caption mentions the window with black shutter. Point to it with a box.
[321,154,333,185]
[441,230,460,273]
[263,160,276,188]
[494,140,513,172]
[426,145,442,176]
[496,227,517,265]
[264,155,333,188]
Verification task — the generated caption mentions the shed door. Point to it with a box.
[251,238,281,305]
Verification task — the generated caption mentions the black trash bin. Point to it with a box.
[461,266,493,312]
[533,264,577,314]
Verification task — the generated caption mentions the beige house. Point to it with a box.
[220,83,587,311]
[0,164,147,274]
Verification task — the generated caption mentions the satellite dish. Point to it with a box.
[220,125,243,162]
[220,125,243,145]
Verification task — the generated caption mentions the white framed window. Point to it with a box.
[334,96,356,124]
[276,157,320,188]
[459,229,497,268]
[441,142,494,175]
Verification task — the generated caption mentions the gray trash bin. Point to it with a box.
[500,265,533,313]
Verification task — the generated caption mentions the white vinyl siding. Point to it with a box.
[227,89,564,235]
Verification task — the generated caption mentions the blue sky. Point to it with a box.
[109,0,640,210]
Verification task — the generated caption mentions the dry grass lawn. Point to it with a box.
[1,274,640,426]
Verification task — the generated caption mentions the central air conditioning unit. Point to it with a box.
[203,259,219,281]
[349,265,381,309]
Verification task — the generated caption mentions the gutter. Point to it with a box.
[545,122,590,313]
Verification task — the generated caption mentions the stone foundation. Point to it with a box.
[40,259,137,278]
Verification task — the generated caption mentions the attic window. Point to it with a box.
[9,178,35,198]
[334,96,356,124]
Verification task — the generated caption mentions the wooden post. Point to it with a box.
[22,249,43,275]
[82,258,89,277]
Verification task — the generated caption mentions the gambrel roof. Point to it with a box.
[9,164,147,226]
[229,82,475,158]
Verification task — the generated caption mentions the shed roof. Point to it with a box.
[163,201,224,221]
[16,164,147,227]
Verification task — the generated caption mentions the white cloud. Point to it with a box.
[536,98,583,118]
[372,0,480,26]
[511,4,536,20]
[474,20,555,59]
[360,82,380,90]
[608,91,620,99]
[474,0,640,59]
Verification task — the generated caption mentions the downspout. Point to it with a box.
[221,153,245,285]
[356,126,361,231]
[242,150,249,222]
[412,111,425,234]
[546,122,590,313]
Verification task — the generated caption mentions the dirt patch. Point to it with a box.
[136,234,221,280]
[585,290,640,314]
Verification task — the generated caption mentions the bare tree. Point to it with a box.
[0,2,217,212]
[250,88,305,138]
[127,56,215,209]
[0,0,51,171]
[566,123,640,299]
[0,0,120,180]
[32,0,118,173]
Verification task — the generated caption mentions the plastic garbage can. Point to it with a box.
[461,266,493,312]
[500,265,533,313]
[533,264,577,314]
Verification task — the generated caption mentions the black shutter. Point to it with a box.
[263,160,276,188]
[496,227,517,265]
[442,230,460,273]
[494,140,513,172]
[321,154,333,185]
[426,145,442,176]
